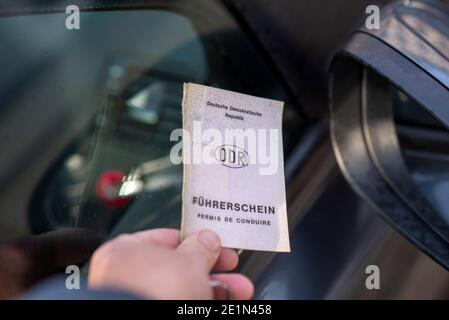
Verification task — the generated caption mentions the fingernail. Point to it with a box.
[199,230,221,253]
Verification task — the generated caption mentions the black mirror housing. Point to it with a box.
[330,0,449,268]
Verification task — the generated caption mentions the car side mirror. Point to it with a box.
[330,0,449,268]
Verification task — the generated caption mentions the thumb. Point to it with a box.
[177,230,221,272]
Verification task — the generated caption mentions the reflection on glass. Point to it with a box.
[0,7,301,298]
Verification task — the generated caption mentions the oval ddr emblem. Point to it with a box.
[215,145,250,168]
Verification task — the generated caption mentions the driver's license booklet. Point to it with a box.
[180,83,290,252]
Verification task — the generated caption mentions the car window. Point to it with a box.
[0,7,302,245]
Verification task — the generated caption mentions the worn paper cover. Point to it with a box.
[181,83,290,252]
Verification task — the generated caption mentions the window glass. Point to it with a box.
[393,89,443,128]
[0,9,301,243]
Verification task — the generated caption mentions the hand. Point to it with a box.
[87,228,254,300]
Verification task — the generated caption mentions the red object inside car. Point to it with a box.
[96,170,130,208]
